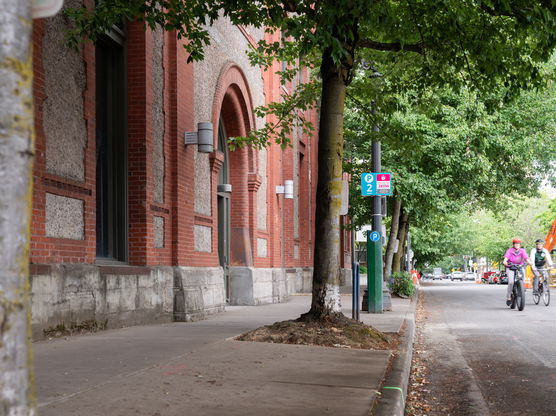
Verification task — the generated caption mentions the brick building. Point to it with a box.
[29,2,352,339]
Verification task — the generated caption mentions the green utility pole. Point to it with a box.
[367,231,383,313]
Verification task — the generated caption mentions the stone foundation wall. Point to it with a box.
[30,265,228,339]
[30,264,174,340]
[173,267,226,321]
[30,264,320,339]
[229,266,302,305]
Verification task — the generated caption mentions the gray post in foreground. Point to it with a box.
[0,1,36,414]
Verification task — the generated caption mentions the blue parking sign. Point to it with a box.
[361,172,392,196]
[369,231,381,242]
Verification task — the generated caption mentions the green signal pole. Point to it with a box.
[367,231,383,313]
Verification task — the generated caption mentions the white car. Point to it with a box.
[451,271,464,281]
[464,272,476,281]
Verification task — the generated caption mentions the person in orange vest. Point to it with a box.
[411,269,420,287]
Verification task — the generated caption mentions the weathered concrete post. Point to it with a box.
[0,1,36,414]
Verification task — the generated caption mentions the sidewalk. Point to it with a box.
[34,294,416,416]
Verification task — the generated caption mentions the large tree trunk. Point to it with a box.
[383,197,402,281]
[304,48,349,320]
[0,1,36,414]
[392,212,409,274]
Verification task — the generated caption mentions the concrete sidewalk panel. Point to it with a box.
[39,340,392,416]
[35,298,311,405]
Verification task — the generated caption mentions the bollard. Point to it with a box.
[352,262,360,321]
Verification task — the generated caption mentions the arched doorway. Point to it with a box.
[212,65,257,304]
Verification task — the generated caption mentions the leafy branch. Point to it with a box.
[229,79,320,150]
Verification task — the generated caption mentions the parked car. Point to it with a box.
[464,272,476,281]
[432,268,444,280]
[450,271,464,281]
[488,271,507,284]
[488,272,498,284]
[482,271,495,283]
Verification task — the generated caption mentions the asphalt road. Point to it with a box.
[419,280,556,416]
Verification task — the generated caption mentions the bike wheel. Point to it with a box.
[533,285,540,305]
[517,280,525,311]
[543,281,550,306]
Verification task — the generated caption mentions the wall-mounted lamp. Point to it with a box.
[184,122,214,153]
[276,180,294,199]
[284,180,294,199]
[217,184,232,193]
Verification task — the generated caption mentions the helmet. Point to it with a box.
[535,239,545,244]
[512,238,522,244]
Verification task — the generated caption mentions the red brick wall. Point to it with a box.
[127,22,150,265]
[30,18,322,274]
[31,18,96,264]
[171,36,203,267]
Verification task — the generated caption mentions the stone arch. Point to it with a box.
[211,63,257,270]
[211,62,255,143]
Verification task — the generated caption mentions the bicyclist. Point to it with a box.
[503,238,533,305]
[530,239,554,294]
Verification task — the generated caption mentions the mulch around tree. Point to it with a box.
[236,314,395,350]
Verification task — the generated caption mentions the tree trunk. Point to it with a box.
[392,212,409,274]
[383,197,401,281]
[0,1,36,414]
[304,48,349,320]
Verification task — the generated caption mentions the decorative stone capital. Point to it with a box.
[248,173,262,192]
[210,151,225,173]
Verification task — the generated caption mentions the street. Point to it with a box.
[410,280,556,416]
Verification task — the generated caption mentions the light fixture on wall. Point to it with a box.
[217,184,232,193]
[276,180,294,199]
[284,180,294,199]
[184,122,214,153]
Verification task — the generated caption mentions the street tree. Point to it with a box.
[346,74,556,277]
[537,198,556,231]
[67,0,556,319]
[0,1,36,414]
[415,194,552,270]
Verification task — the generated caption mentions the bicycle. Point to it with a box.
[508,263,525,311]
[532,268,551,306]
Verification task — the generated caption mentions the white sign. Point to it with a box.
[355,225,373,242]
[33,0,64,19]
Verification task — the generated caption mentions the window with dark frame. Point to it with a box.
[95,25,128,262]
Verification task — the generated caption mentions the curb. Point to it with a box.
[372,293,418,416]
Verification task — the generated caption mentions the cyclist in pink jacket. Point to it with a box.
[503,238,533,305]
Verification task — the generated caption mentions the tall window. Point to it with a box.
[217,119,229,184]
[95,26,128,261]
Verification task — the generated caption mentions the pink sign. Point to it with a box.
[376,173,391,193]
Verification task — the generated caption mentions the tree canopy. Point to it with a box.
[536,197,556,231]
[345,61,556,272]
[413,194,552,270]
